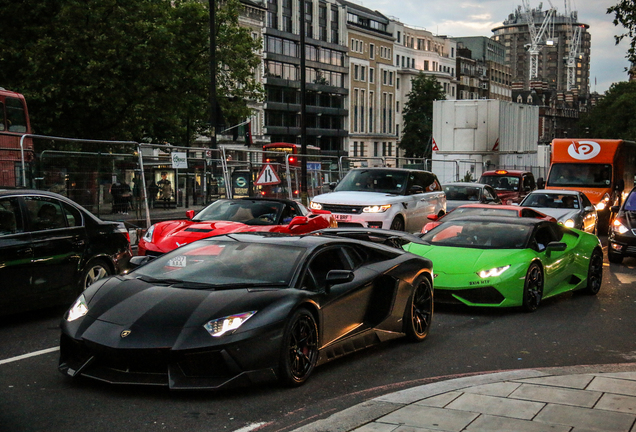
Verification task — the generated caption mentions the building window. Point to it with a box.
[369,91,374,133]
[389,71,393,86]
[374,142,379,157]
[360,66,366,81]
[397,31,401,43]
[369,67,374,83]
[354,64,359,80]
[369,43,375,59]
[353,141,358,157]
[360,90,365,132]
[353,89,358,132]
[396,77,400,90]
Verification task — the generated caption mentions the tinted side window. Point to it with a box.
[303,248,350,291]
[581,194,592,208]
[62,202,83,227]
[0,197,23,235]
[413,172,440,192]
[24,197,67,231]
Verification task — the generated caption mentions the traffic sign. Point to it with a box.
[255,164,281,185]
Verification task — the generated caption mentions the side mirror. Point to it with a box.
[128,255,155,269]
[610,205,620,213]
[186,210,195,220]
[324,270,354,293]
[327,182,337,191]
[409,185,424,194]
[288,215,309,228]
[537,178,545,189]
[546,241,567,256]
[427,214,439,221]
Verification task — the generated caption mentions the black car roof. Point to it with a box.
[0,188,104,223]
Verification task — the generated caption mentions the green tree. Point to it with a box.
[579,81,636,140]
[608,0,636,65]
[399,73,445,158]
[0,0,262,146]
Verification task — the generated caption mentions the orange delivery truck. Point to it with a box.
[541,138,636,229]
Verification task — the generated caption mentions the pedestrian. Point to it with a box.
[157,172,173,209]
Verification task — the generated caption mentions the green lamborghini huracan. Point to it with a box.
[405,216,603,312]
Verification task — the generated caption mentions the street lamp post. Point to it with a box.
[300,0,308,206]
[209,0,217,150]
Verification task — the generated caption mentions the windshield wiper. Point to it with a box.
[136,275,184,285]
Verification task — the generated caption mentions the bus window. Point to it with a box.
[0,102,4,131]
[5,97,27,133]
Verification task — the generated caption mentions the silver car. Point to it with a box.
[519,189,598,235]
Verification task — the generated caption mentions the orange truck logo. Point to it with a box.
[567,140,601,160]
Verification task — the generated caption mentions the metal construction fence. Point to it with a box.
[2,132,549,239]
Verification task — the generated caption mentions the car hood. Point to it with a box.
[152,220,281,251]
[405,244,523,275]
[312,191,404,205]
[65,276,295,351]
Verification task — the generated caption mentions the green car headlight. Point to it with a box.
[204,311,256,337]
[477,265,510,278]
[66,295,89,322]
[363,204,392,213]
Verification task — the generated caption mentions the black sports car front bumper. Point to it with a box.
[59,325,284,390]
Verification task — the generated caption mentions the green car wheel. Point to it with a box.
[522,262,543,312]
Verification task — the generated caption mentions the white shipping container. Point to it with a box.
[433,99,539,156]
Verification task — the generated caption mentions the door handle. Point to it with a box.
[74,240,85,247]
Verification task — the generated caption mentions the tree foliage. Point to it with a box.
[0,0,262,146]
[399,73,445,159]
[608,0,636,65]
[579,81,636,140]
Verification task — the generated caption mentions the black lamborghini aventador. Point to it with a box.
[59,231,433,390]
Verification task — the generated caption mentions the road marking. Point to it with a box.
[231,423,270,432]
[614,273,636,284]
[0,346,59,365]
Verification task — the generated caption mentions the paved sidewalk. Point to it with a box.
[292,363,636,432]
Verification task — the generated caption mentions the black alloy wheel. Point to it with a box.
[390,216,405,231]
[405,277,433,342]
[279,308,318,386]
[522,262,543,312]
[584,248,603,295]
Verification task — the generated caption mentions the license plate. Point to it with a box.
[334,214,352,222]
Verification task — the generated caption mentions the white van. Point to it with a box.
[310,168,446,232]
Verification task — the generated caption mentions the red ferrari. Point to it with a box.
[421,204,556,233]
[138,198,337,256]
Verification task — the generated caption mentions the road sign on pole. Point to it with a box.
[255,164,281,185]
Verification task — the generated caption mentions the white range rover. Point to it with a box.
[310,168,446,232]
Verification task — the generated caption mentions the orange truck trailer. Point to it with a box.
[542,138,636,227]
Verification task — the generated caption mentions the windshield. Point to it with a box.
[334,169,408,194]
[132,240,305,287]
[480,175,519,192]
[193,200,285,225]
[547,163,612,188]
[625,191,636,211]
[421,220,531,249]
[522,193,580,209]
[444,185,482,201]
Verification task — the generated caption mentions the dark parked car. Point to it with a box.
[59,231,433,389]
[442,182,502,211]
[608,187,636,263]
[0,189,132,316]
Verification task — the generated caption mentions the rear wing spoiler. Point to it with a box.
[314,228,427,248]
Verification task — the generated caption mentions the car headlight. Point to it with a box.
[563,219,575,228]
[596,193,611,211]
[142,225,155,243]
[66,295,89,322]
[477,265,510,278]
[204,311,256,337]
[309,201,322,210]
[613,219,630,234]
[363,204,392,213]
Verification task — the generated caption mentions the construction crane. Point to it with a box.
[564,0,582,91]
[522,0,556,82]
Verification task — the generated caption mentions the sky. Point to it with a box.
[351,0,631,94]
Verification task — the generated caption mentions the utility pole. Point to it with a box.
[300,0,308,206]
[209,0,217,149]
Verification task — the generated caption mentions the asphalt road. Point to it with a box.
[2,243,636,432]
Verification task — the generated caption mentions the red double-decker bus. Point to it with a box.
[0,88,33,186]
[260,142,321,198]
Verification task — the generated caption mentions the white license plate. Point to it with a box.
[334,214,352,222]
[167,256,187,267]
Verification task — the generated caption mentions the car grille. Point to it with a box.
[626,245,636,255]
[436,287,505,305]
[337,222,364,228]
[319,204,365,214]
